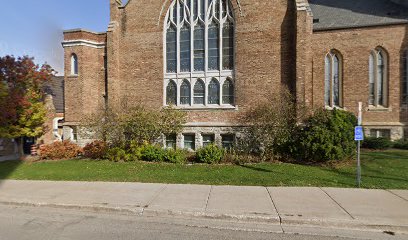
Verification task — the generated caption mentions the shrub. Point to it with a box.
[362,137,392,150]
[163,149,187,164]
[82,105,186,149]
[126,140,144,161]
[39,141,83,160]
[106,147,130,162]
[83,140,107,159]
[241,89,305,160]
[140,144,166,162]
[393,139,408,150]
[196,144,225,164]
[292,109,357,162]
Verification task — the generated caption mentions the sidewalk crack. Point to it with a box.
[266,187,283,233]
[386,190,408,202]
[204,186,213,212]
[142,185,168,214]
[320,187,355,220]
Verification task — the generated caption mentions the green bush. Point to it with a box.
[362,137,392,150]
[292,109,357,162]
[163,149,187,164]
[126,140,143,161]
[393,139,408,150]
[140,144,166,162]
[196,144,225,164]
[106,147,130,162]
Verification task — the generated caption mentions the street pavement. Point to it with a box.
[0,204,383,240]
[0,180,407,237]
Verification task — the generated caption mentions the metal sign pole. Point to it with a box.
[357,102,363,188]
[357,140,361,188]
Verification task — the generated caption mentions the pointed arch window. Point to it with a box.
[71,54,78,75]
[208,78,220,104]
[369,48,388,107]
[164,0,235,107]
[222,79,234,104]
[324,51,342,108]
[403,49,408,105]
[166,80,177,105]
[194,79,205,105]
[180,80,191,105]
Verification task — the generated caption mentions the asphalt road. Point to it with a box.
[0,204,401,240]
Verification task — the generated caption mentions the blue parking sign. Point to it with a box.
[355,126,364,141]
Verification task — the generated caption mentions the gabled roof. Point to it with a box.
[44,76,64,113]
[309,0,408,31]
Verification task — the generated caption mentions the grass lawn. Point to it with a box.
[0,150,407,189]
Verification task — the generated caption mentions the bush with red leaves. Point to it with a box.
[83,140,107,159]
[38,141,83,160]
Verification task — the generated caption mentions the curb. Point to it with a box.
[1,200,407,234]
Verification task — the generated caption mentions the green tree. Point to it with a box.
[0,56,54,154]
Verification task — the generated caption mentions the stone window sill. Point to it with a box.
[67,74,79,78]
[325,106,347,111]
[366,106,392,112]
[166,105,237,111]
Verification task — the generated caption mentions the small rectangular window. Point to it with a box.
[202,134,215,147]
[166,134,177,149]
[184,134,195,150]
[222,134,234,149]
[370,129,391,139]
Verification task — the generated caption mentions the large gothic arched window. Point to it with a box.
[164,0,235,107]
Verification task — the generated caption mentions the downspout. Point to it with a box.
[53,117,64,141]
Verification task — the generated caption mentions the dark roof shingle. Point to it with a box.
[44,76,64,113]
[309,0,408,31]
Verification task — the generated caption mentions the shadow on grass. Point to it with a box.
[238,164,275,173]
[238,163,354,187]
[0,160,23,181]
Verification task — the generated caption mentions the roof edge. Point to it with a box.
[313,21,408,32]
[63,28,107,35]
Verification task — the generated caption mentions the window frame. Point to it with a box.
[163,0,235,108]
[221,134,234,149]
[403,49,408,106]
[70,54,79,76]
[183,134,196,150]
[165,134,177,149]
[368,47,389,108]
[202,134,215,147]
[324,50,343,108]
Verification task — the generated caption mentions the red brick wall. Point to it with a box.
[63,33,106,123]
[104,0,296,124]
[309,25,408,125]
[63,0,407,135]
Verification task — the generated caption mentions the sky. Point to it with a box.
[0,0,115,75]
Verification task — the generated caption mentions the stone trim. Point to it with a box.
[62,40,106,49]
[63,28,107,35]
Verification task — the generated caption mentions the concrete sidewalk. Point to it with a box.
[0,180,407,233]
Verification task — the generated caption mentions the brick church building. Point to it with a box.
[62,0,408,149]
